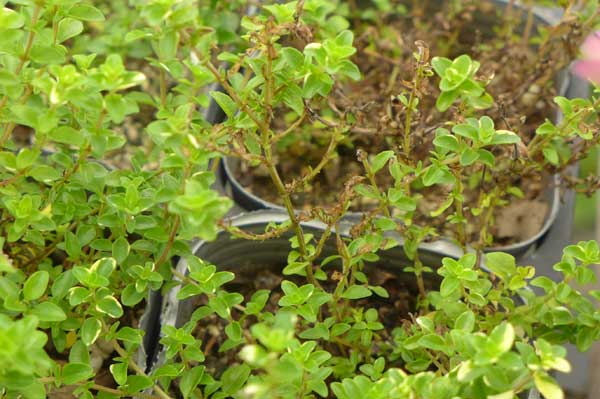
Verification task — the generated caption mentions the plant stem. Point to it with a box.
[403,81,417,161]
[270,112,306,142]
[503,0,515,40]
[476,188,498,255]
[171,267,247,313]
[452,167,466,249]
[288,129,340,191]
[264,158,318,286]
[332,231,352,319]
[528,101,599,159]
[359,152,392,219]
[111,339,173,399]
[414,252,427,300]
[202,57,270,134]
[0,170,26,187]
[0,4,41,122]
[153,215,180,272]
[153,159,192,271]
[402,47,426,161]
[522,1,534,46]
[220,221,292,241]
[201,45,318,287]
[39,377,163,399]
[159,68,167,107]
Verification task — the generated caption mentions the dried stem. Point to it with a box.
[200,43,320,286]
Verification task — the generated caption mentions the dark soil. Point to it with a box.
[232,0,565,246]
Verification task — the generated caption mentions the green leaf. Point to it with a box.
[431,57,452,76]
[576,327,596,352]
[534,372,564,399]
[440,276,460,297]
[543,146,559,166]
[433,134,459,152]
[281,47,304,69]
[430,196,453,217]
[81,318,102,346]
[49,126,85,147]
[374,217,397,231]
[536,120,557,136]
[460,148,479,166]
[455,310,475,332]
[30,45,66,64]
[477,149,496,167]
[488,392,515,399]
[371,150,395,173]
[452,55,473,76]
[157,31,179,60]
[65,232,81,259]
[0,70,18,87]
[220,364,251,394]
[96,296,124,318]
[282,83,304,115]
[51,271,76,299]
[23,271,49,301]
[303,72,331,98]
[422,164,454,187]
[180,366,205,399]
[453,124,478,141]
[418,334,447,352]
[16,148,38,170]
[110,362,128,386]
[30,302,66,322]
[491,131,521,145]
[370,285,389,298]
[485,252,516,280]
[245,290,270,315]
[342,285,372,299]
[29,165,61,182]
[263,3,296,23]
[112,237,130,264]
[69,4,105,21]
[121,284,146,307]
[57,18,83,43]
[105,93,134,123]
[0,7,25,29]
[62,363,93,385]
[115,327,143,344]
[210,91,237,118]
[436,89,460,112]
[487,323,515,357]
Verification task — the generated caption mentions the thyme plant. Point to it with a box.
[1,1,599,399]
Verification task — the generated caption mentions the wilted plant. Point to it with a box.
[1,1,600,399]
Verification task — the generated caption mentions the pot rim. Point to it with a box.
[192,208,466,260]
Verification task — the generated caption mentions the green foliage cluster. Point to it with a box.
[0,0,599,399]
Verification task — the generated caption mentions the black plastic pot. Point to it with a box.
[144,210,460,368]
[141,210,542,399]
[163,209,462,326]
[136,290,163,372]
[208,1,587,266]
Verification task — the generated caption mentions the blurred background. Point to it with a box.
[563,148,599,399]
